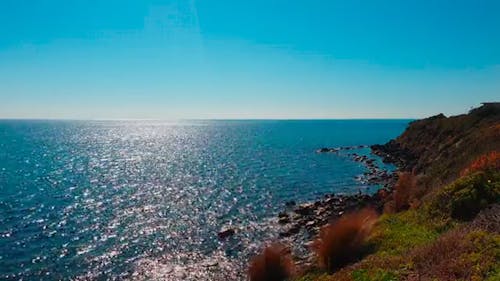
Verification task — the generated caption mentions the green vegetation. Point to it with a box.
[368,211,439,257]
[291,169,499,281]
[351,269,397,281]
[428,171,500,221]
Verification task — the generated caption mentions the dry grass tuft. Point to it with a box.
[312,208,378,273]
[393,172,419,211]
[384,172,422,213]
[248,243,295,281]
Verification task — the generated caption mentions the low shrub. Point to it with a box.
[429,170,500,221]
[312,208,378,273]
[410,227,500,281]
[351,269,398,281]
[248,244,295,281]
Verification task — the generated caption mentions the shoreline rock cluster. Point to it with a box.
[317,145,397,188]
[316,145,368,153]
[371,141,416,171]
[275,145,396,239]
[350,152,396,187]
[277,191,386,238]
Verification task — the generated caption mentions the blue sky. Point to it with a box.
[0,0,499,119]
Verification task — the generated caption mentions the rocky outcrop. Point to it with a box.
[371,141,417,171]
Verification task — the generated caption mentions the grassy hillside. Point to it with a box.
[296,170,499,281]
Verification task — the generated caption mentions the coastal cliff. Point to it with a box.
[250,103,500,281]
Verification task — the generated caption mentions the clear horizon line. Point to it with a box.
[0,117,418,121]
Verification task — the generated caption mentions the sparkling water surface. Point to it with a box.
[0,120,409,280]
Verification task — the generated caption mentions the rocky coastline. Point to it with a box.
[217,145,401,241]
[274,145,401,240]
[277,191,385,239]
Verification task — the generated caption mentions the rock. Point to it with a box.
[305,220,316,229]
[217,228,235,239]
[304,241,315,249]
[278,212,290,224]
[279,224,301,237]
[311,226,321,234]
[278,211,288,218]
[202,260,219,268]
[294,203,314,215]
[285,200,296,207]
[315,207,327,216]
[317,147,339,153]
[324,197,338,205]
[278,216,291,224]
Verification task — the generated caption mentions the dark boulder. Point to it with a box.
[217,228,235,239]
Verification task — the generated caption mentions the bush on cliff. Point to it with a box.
[428,170,500,221]
[248,244,295,281]
[312,208,378,273]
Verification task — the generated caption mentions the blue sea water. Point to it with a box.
[0,119,409,280]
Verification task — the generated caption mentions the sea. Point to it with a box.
[0,119,410,280]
